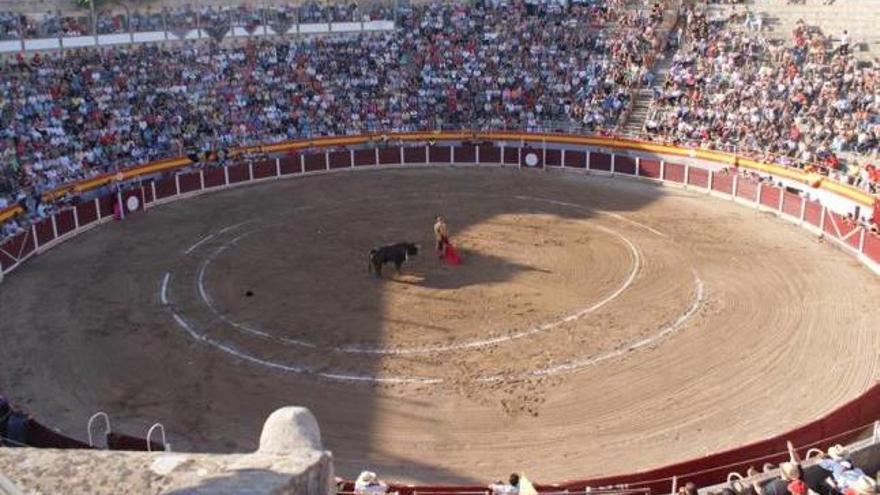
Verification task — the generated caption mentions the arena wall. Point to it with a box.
[0,132,878,493]
[2,134,878,278]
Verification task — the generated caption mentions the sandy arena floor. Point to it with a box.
[0,167,878,485]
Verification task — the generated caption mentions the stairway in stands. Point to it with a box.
[622,54,673,137]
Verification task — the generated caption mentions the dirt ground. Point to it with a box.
[0,167,878,485]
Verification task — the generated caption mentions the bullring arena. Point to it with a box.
[1,133,880,493]
[3,0,880,492]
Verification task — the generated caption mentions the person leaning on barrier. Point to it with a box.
[752,462,804,495]
[353,470,397,495]
[678,482,699,495]
[489,473,520,494]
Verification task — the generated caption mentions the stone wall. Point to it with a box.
[0,407,334,495]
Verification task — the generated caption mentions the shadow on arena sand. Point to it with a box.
[0,167,667,484]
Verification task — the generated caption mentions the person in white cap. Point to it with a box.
[354,470,394,495]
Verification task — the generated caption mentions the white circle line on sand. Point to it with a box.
[194,231,320,349]
[164,269,704,384]
[514,195,669,238]
[167,308,442,384]
[184,220,253,255]
[191,217,641,355]
[160,272,171,305]
[476,268,705,382]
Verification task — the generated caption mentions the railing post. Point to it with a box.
[248,162,255,181]
[31,223,39,249]
[707,170,713,191]
[175,173,181,195]
[300,153,306,174]
[51,213,58,239]
[585,150,591,171]
[778,187,784,212]
[117,190,125,220]
[635,157,641,177]
[151,181,157,202]
[475,144,480,164]
[276,157,281,176]
[73,204,80,229]
[732,173,738,198]
[684,162,690,187]
[560,149,566,168]
[350,149,355,168]
[374,147,379,166]
[224,164,230,185]
[660,160,666,181]
[800,196,807,224]
[325,152,330,171]
[542,139,547,170]
[611,154,616,175]
[199,170,205,190]
[757,182,763,207]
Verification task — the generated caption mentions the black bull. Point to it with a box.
[368,242,420,276]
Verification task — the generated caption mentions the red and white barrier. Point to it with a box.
[2,144,879,278]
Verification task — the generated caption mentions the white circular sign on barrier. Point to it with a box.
[524,152,539,167]
[126,195,141,213]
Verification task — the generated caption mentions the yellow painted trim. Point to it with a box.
[0,205,23,224]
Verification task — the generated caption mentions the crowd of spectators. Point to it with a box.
[644,6,880,195]
[0,0,662,233]
[712,442,879,495]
